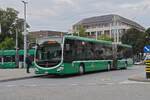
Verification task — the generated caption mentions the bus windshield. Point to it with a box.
[35,42,62,68]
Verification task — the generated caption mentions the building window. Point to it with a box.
[91,32,96,36]
[97,31,102,36]
[105,30,110,35]
[92,25,96,28]
[111,29,117,34]
[86,32,90,36]
[104,23,109,27]
[118,29,125,34]
[112,21,117,26]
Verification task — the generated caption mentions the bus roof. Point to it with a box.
[64,35,132,48]
[117,43,132,48]
[64,35,112,45]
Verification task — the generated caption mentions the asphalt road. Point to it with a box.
[0,65,149,100]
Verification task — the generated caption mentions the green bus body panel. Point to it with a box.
[0,62,15,69]
[19,49,35,55]
[35,63,78,74]
[35,59,132,75]
[4,50,16,55]
[35,65,62,74]
[117,61,126,68]
[0,49,35,56]
[63,63,78,74]
[73,61,112,72]
[35,61,113,75]
[19,50,24,55]
[0,49,35,69]
[0,50,16,55]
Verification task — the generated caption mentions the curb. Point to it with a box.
[0,75,46,83]
[128,76,150,82]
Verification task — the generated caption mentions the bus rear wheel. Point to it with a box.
[78,65,84,75]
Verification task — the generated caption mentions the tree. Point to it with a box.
[100,34,114,41]
[145,27,150,45]
[0,8,28,49]
[0,37,15,49]
[121,28,146,55]
[73,25,87,37]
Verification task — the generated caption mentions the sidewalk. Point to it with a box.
[0,68,44,82]
[128,73,150,82]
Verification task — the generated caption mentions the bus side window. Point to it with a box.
[65,44,70,51]
[19,55,24,62]
[64,39,74,62]
[99,50,103,54]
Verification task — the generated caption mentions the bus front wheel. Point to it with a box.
[78,65,84,75]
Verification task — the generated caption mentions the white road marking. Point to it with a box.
[6,85,17,87]
[119,80,150,84]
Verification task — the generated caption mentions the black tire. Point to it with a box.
[78,64,84,75]
[107,63,111,71]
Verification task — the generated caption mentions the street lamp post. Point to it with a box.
[22,1,27,68]
[15,28,19,68]
[113,15,118,69]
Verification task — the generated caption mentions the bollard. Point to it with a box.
[146,59,150,79]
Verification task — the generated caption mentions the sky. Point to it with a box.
[0,0,150,32]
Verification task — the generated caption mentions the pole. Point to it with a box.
[22,1,27,68]
[15,29,19,68]
[116,23,119,43]
[1,49,4,69]
[78,31,79,36]
[96,31,98,40]
[109,23,112,38]
[113,15,118,69]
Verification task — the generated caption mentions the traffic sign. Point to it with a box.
[144,46,150,53]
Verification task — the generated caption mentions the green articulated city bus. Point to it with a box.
[0,49,35,69]
[34,35,133,75]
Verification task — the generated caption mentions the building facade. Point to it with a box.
[28,30,67,41]
[73,14,145,41]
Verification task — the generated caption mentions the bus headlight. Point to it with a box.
[57,67,64,72]
[34,68,38,71]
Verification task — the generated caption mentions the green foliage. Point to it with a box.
[100,34,114,41]
[121,28,146,55]
[145,27,150,45]
[0,8,28,49]
[27,34,36,45]
[0,37,15,49]
[73,25,87,37]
